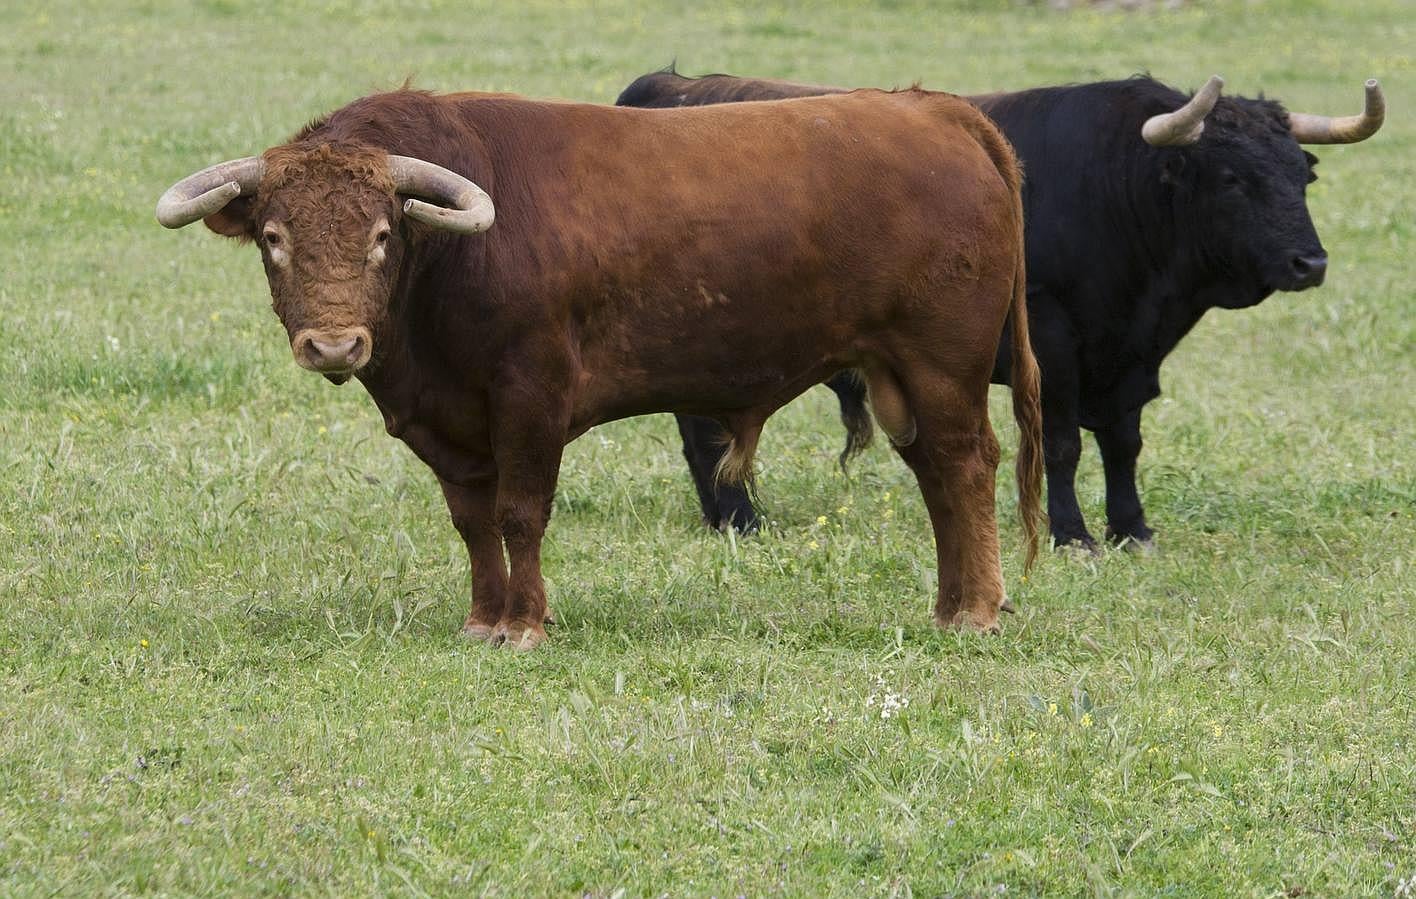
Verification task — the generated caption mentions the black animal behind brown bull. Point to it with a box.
[156,87,1044,650]
[617,69,1385,550]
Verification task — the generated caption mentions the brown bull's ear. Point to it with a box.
[203,194,257,241]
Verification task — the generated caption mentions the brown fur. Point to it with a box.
[712,414,763,488]
[966,117,1046,573]
[181,87,1032,644]
[864,363,915,447]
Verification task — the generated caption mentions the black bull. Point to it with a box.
[617,69,1384,550]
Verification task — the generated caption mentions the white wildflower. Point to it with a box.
[866,673,909,720]
[879,692,909,720]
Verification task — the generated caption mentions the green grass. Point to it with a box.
[2,0,1413,895]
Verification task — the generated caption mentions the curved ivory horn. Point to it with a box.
[1142,75,1225,147]
[156,157,265,228]
[387,156,495,234]
[1289,79,1385,144]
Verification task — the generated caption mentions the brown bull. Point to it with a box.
[157,87,1043,650]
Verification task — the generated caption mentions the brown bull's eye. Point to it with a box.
[264,231,281,247]
[376,230,390,244]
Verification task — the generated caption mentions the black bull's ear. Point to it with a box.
[203,194,257,241]
[1159,153,1188,185]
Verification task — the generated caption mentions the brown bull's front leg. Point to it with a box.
[439,475,507,641]
[488,380,570,652]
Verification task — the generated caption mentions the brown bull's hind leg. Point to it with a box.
[889,371,1007,633]
[439,476,508,641]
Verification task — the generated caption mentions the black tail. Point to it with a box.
[826,370,873,471]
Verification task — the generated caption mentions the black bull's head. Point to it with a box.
[1135,76,1385,302]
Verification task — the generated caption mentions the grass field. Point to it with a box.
[2,0,1413,895]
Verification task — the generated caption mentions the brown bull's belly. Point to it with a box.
[568,354,845,436]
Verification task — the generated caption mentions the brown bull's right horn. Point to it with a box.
[1288,79,1386,144]
[1142,75,1225,147]
[387,156,495,234]
[156,157,265,228]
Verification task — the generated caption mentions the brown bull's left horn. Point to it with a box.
[1288,79,1385,144]
[388,156,495,234]
[1142,75,1225,147]
[156,157,265,228]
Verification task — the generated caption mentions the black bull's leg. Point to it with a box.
[672,372,871,532]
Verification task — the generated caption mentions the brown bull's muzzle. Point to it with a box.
[292,327,373,377]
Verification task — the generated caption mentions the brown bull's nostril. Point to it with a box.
[292,328,373,374]
[312,336,360,365]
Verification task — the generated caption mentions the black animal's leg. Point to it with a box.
[675,414,759,532]
[1043,411,1096,551]
[1094,407,1154,550]
[997,295,1096,552]
[1024,318,1098,552]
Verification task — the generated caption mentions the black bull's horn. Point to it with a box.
[156,154,495,233]
[1288,79,1385,144]
[1141,75,1385,148]
[1142,75,1225,147]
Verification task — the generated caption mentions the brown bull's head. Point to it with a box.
[157,142,493,381]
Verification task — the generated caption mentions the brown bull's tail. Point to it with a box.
[1009,247,1044,573]
[965,106,1044,572]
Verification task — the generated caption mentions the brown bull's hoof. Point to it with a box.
[1000,597,1018,615]
[937,609,1002,635]
[543,607,557,626]
[462,613,499,642]
[491,620,548,652]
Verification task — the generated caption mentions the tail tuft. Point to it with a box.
[827,370,874,471]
